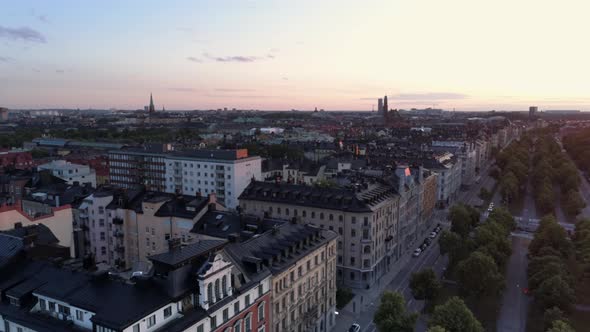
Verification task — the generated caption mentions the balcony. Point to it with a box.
[112,217,124,225]
[114,231,124,238]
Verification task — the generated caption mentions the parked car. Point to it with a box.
[413,248,422,257]
[429,232,437,238]
[420,243,428,251]
[349,324,361,332]
[424,238,432,244]
[435,226,442,233]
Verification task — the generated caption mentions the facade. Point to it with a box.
[420,170,438,229]
[78,188,214,269]
[428,152,462,206]
[239,179,402,289]
[225,222,338,332]
[0,239,272,332]
[0,149,33,170]
[0,202,75,257]
[109,148,261,209]
[38,160,97,187]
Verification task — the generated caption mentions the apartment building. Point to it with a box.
[38,160,97,187]
[0,239,271,332]
[225,222,338,332]
[432,141,477,187]
[239,179,402,289]
[109,147,261,209]
[420,169,438,231]
[78,187,214,269]
[426,152,462,207]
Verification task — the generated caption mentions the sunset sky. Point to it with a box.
[1,0,589,111]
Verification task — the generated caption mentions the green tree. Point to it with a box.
[427,327,447,332]
[439,230,473,265]
[374,291,418,332]
[543,307,568,331]
[488,207,516,232]
[535,275,575,312]
[409,269,441,301]
[449,205,471,238]
[429,297,484,332]
[547,320,575,332]
[499,171,519,202]
[479,187,491,201]
[529,217,573,258]
[562,189,586,217]
[457,252,504,297]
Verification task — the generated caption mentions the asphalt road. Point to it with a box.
[496,236,531,332]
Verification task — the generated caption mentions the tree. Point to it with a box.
[457,252,504,297]
[439,230,473,265]
[427,327,447,332]
[449,205,471,238]
[535,275,575,312]
[529,219,573,258]
[547,320,575,332]
[562,189,586,217]
[409,269,441,301]
[544,307,568,331]
[429,297,484,332]
[499,171,519,202]
[488,207,516,232]
[528,255,563,279]
[374,291,418,332]
[479,188,491,201]
[529,262,566,290]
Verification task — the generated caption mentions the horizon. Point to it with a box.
[2,0,590,111]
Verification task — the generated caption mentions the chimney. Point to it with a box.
[208,193,216,205]
[14,222,23,229]
[168,238,182,251]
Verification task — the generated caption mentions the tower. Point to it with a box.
[378,98,383,113]
[149,93,155,113]
[383,95,388,113]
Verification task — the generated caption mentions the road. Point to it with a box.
[496,236,531,332]
[496,155,535,332]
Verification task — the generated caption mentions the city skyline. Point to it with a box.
[2,0,590,111]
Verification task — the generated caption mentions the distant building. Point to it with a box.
[529,106,538,120]
[38,160,97,187]
[545,110,580,114]
[0,107,8,122]
[378,98,383,113]
[383,95,388,113]
[0,149,33,170]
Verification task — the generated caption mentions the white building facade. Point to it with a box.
[38,160,97,187]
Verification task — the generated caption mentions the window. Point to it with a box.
[147,314,156,327]
[234,319,243,332]
[222,275,228,296]
[39,298,46,310]
[234,301,240,314]
[164,306,172,318]
[258,326,265,332]
[245,294,251,306]
[133,324,140,332]
[258,284,263,297]
[197,324,204,332]
[211,316,217,329]
[76,309,84,321]
[223,308,229,322]
[48,301,56,311]
[245,313,252,332]
[258,302,265,321]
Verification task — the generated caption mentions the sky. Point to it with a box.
[1,0,590,111]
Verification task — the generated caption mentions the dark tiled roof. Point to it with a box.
[2,224,59,246]
[190,211,283,240]
[239,181,398,212]
[225,223,337,276]
[148,239,227,267]
[0,236,23,268]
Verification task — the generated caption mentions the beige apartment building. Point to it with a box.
[238,179,402,289]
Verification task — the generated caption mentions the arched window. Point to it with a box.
[207,283,213,304]
[258,301,265,321]
[215,279,221,301]
[222,275,228,297]
[234,319,243,332]
[364,245,371,254]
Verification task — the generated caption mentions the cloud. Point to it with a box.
[55,69,65,74]
[215,88,256,92]
[282,77,289,81]
[391,92,468,100]
[0,56,13,62]
[37,15,49,23]
[203,52,274,63]
[169,87,198,92]
[186,56,202,63]
[0,25,46,43]
[32,68,40,72]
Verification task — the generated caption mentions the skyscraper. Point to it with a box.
[148,93,155,113]
[378,98,383,113]
[383,95,388,113]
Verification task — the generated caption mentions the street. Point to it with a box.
[333,162,495,332]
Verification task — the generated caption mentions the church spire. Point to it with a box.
[149,93,155,113]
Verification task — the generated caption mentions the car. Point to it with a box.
[420,243,428,251]
[424,237,432,244]
[413,248,422,257]
[435,226,442,232]
[429,232,437,238]
[348,324,361,332]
